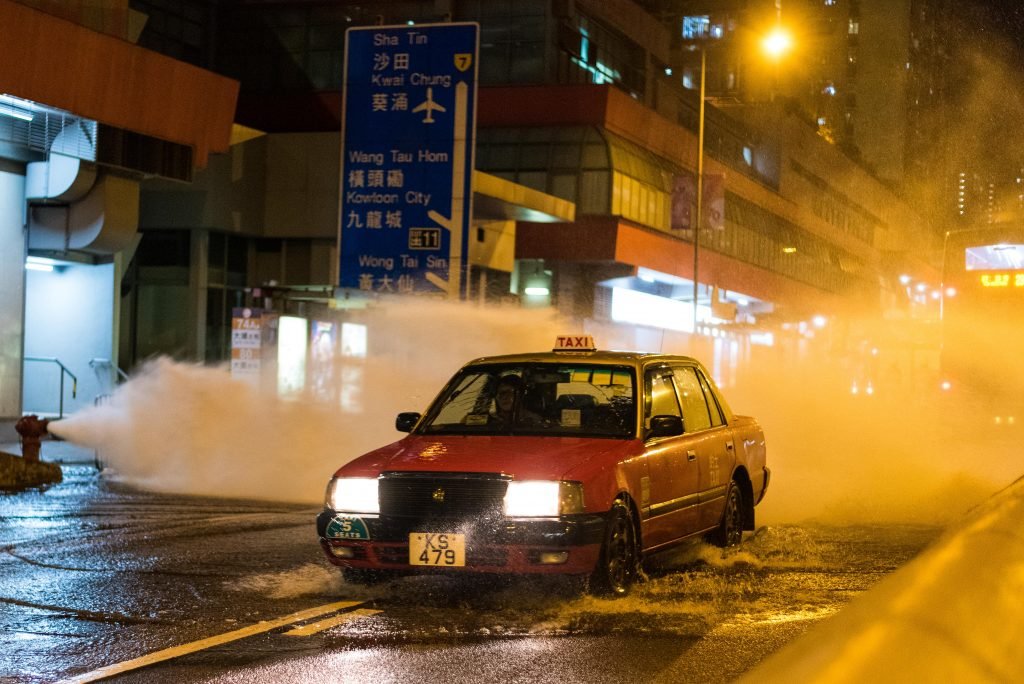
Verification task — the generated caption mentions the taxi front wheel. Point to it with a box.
[590,499,640,597]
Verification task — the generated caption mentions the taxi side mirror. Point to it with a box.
[648,414,684,438]
[396,412,421,433]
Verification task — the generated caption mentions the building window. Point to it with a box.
[135,0,209,67]
[682,67,695,90]
[719,192,866,294]
[682,16,711,40]
[559,14,645,97]
[218,4,353,92]
[470,2,547,84]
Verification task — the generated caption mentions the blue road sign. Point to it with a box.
[339,23,479,298]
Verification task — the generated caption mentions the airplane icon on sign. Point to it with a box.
[412,87,446,123]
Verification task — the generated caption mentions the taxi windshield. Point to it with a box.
[418,363,637,438]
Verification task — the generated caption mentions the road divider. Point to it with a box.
[741,475,1024,682]
[58,600,371,683]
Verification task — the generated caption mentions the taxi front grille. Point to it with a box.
[379,472,508,519]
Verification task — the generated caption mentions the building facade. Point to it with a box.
[0,0,237,418]
[2,0,945,417]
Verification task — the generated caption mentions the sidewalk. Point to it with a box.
[0,418,98,465]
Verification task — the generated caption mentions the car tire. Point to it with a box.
[709,482,745,548]
[590,499,639,597]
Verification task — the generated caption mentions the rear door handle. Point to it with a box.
[726,442,734,451]
[687,450,697,461]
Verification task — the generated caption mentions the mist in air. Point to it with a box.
[49,300,563,504]
[49,299,1019,527]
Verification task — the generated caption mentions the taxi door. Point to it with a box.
[671,365,735,532]
[640,366,701,549]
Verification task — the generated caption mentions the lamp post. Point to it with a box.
[762,26,793,99]
[690,25,793,334]
[692,45,706,334]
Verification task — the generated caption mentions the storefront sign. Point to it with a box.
[230,308,262,379]
[980,273,1024,287]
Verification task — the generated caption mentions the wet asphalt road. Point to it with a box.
[1,466,941,683]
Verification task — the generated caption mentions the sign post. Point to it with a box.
[230,307,262,381]
[339,22,479,298]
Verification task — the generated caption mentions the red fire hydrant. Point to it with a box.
[15,415,50,464]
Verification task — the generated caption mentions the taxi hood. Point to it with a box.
[336,434,637,481]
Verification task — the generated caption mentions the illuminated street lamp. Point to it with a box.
[691,24,793,332]
[692,43,707,333]
[761,26,793,60]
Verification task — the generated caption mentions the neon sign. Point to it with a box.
[980,273,1024,287]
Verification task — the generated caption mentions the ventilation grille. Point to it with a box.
[0,105,94,160]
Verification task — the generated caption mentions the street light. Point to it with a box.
[691,25,793,333]
[692,44,707,333]
[761,27,793,60]
[761,25,794,103]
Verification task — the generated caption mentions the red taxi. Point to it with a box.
[317,336,769,595]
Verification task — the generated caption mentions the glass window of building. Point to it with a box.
[682,16,711,40]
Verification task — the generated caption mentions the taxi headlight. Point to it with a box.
[504,481,584,517]
[325,477,380,514]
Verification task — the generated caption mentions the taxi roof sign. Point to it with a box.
[553,335,596,352]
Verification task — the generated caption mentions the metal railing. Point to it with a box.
[24,356,78,419]
[90,358,128,407]
[89,358,129,382]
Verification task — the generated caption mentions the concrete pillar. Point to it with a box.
[189,228,208,360]
[0,160,26,418]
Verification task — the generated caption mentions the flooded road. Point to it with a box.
[0,466,941,683]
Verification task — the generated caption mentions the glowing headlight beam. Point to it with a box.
[504,481,584,517]
[325,477,380,514]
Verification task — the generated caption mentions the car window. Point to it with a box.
[433,373,492,425]
[645,370,681,429]
[673,367,713,432]
[419,363,637,438]
[696,369,725,427]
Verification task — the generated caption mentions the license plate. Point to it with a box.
[408,532,465,567]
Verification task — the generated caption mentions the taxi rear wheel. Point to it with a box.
[590,499,639,597]
[710,482,745,548]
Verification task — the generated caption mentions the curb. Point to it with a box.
[740,475,1024,682]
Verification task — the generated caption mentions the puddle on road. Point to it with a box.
[230,524,932,642]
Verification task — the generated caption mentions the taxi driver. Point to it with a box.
[493,375,544,427]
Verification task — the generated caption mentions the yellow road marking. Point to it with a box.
[283,608,381,637]
[58,600,366,683]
